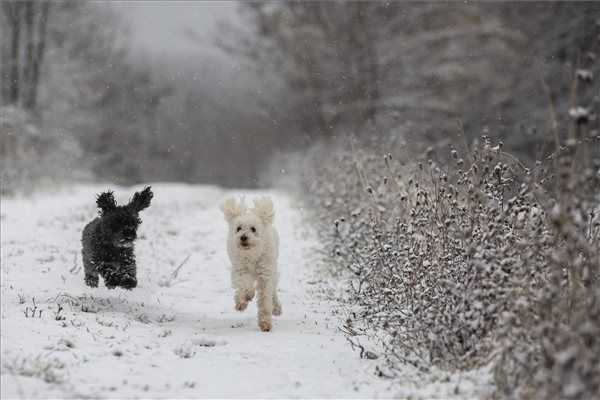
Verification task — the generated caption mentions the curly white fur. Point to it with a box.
[220,196,281,332]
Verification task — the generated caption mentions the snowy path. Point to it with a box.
[1,184,391,399]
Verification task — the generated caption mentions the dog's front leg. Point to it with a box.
[82,251,99,287]
[118,261,138,289]
[117,249,137,289]
[232,269,255,311]
[97,261,118,289]
[256,271,273,332]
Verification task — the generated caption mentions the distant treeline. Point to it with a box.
[1,1,598,190]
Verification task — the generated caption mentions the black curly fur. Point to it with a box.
[81,186,153,289]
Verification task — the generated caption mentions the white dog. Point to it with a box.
[220,197,281,332]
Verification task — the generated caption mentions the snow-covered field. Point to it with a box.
[1,184,493,399]
[1,184,393,398]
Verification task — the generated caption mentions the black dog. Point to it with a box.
[82,187,153,289]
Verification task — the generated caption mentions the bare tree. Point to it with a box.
[230,1,599,159]
[1,1,23,105]
[1,0,50,110]
[228,2,522,141]
[0,6,9,102]
[234,2,391,137]
[22,0,49,110]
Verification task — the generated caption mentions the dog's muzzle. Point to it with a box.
[239,236,252,249]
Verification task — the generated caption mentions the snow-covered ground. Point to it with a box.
[1,184,493,399]
[1,184,394,398]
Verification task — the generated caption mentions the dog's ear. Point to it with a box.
[253,197,274,225]
[221,197,243,223]
[96,191,117,215]
[128,186,153,213]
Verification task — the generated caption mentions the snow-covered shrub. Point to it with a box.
[2,354,67,384]
[289,128,599,397]
[493,140,600,399]
[174,341,196,359]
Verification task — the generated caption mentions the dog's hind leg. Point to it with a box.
[272,268,281,316]
[82,251,99,288]
[272,291,282,316]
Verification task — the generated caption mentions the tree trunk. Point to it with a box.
[0,11,8,103]
[23,1,49,111]
[23,1,34,109]
[2,2,23,105]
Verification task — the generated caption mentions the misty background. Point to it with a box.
[1,1,598,193]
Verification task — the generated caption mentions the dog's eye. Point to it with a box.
[236,226,242,232]
[250,227,256,233]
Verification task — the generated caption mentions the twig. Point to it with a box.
[170,254,191,281]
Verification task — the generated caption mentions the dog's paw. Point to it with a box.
[119,275,137,290]
[272,303,282,316]
[235,301,248,312]
[258,320,272,332]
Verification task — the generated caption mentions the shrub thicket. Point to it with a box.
[289,75,599,398]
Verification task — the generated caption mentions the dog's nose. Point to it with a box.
[240,235,248,242]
